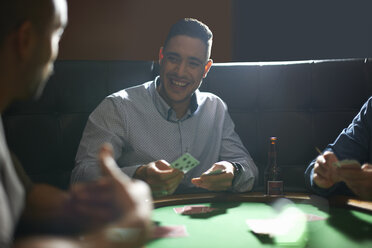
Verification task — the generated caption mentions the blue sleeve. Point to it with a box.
[305,97,372,196]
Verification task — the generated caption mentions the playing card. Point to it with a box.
[333,159,361,168]
[173,205,207,214]
[152,225,188,238]
[173,205,219,215]
[306,214,326,222]
[170,153,200,173]
[246,206,307,240]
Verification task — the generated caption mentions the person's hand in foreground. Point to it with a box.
[72,143,153,247]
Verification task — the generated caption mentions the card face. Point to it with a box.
[152,225,188,238]
[306,214,326,222]
[173,205,219,215]
[334,159,361,168]
[170,153,200,173]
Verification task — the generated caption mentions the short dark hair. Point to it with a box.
[0,0,54,46]
[163,18,213,58]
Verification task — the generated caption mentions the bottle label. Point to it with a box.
[267,181,283,195]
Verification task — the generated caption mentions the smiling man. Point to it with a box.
[72,18,258,196]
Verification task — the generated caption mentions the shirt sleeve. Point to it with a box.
[304,97,372,196]
[71,97,141,183]
[10,152,33,194]
[218,107,258,192]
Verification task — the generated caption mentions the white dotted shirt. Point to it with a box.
[0,117,24,247]
[72,77,258,192]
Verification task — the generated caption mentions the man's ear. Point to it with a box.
[15,21,36,61]
[203,59,213,78]
[159,47,164,64]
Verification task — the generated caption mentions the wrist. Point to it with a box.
[230,162,242,176]
[230,162,242,188]
[134,165,147,181]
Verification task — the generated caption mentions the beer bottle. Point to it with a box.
[264,137,283,195]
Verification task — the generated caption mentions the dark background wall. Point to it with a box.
[58,0,232,62]
[233,0,372,61]
[58,0,372,62]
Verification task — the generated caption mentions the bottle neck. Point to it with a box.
[268,143,277,167]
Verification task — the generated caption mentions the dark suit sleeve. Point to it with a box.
[305,97,372,196]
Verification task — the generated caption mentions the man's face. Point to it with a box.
[158,35,212,109]
[23,0,67,99]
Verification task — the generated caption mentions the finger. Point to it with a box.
[314,163,329,178]
[193,179,230,191]
[164,177,182,193]
[148,167,182,181]
[316,155,326,165]
[71,180,113,201]
[154,160,173,170]
[98,144,139,213]
[165,172,184,187]
[200,173,233,183]
[191,177,202,187]
[323,152,338,166]
[192,175,232,191]
[146,171,180,186]
[99,144,130,182]
[362,163,372,170]
[313,172,333,188]
[148,173,183,194]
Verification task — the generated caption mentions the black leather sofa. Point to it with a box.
[3,58,372,192]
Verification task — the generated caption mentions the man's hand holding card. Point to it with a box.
[336,161,372,201]
[135,153,237,195]
[134,153,201,197]
[191,161,235,191]
[314,150,372,200]
[134,160,184,197]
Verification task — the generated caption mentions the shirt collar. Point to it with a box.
[150,76,199,122]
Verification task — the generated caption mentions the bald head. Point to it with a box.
[0,0,67,47]
[0,0,67,112]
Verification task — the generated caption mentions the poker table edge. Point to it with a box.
[153,192,372,213]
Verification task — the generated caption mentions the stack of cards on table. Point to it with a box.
[170,153,200,173]
[173,205,219,215]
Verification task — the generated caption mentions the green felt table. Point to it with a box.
[147,193,372,248]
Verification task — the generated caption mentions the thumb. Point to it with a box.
[99,143,130,183]
[191,177,202,187]
[362,163,372,170]
[154,160,172,171]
